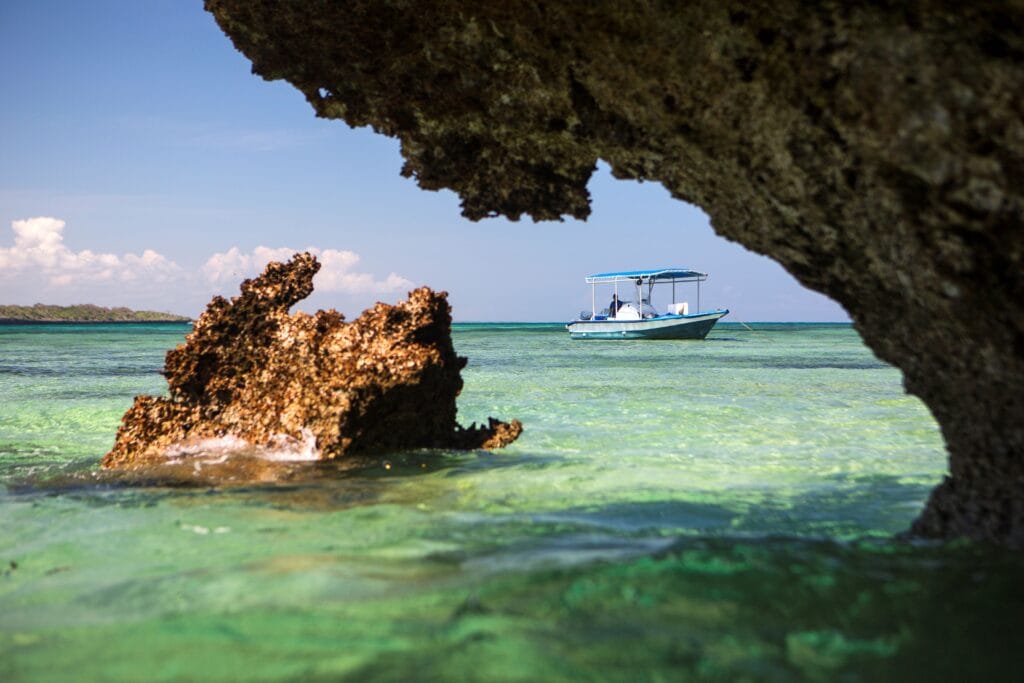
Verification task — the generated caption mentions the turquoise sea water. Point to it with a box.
[1,322,1022,681]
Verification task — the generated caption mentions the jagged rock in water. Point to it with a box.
[204,1,1024,545]
[102,253,521,470]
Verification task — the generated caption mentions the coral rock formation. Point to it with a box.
[205,1,1024,545]
[102,253,521,469]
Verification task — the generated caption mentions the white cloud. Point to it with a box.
[203,245,413,294]
[0,217,181,286]
[0,217,414,310]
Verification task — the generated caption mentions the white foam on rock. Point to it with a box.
[162,429,320,463]
[260,429,321,461]
[164,435,248,460]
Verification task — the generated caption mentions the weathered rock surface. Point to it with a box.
[101,253,521,470]
[205,1,1024,544]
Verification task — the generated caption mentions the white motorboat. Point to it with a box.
[566,268,728,340]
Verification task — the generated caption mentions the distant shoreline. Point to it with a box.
[0,318,192,325]
[0,303,191,324]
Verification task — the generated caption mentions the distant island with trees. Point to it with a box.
[0,304,191,324]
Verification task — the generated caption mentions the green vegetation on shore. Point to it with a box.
[0,303,190,323]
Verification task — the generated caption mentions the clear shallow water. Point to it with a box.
[1,322,1022,681]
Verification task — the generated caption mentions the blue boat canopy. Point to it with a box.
[585,267,707,284]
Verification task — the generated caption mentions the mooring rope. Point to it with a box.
[736,320,773,341]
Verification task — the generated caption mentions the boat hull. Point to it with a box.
[566,310,728,340]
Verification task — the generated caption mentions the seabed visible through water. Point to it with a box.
[1,322,1022,681]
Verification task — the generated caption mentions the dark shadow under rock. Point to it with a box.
[101,253,521,471]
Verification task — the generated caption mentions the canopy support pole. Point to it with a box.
[591,283,595,319]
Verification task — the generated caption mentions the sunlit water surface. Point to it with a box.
[1,323,1022,681]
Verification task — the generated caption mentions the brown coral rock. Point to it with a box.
[101,253,521,470]
[205,1,1024,546]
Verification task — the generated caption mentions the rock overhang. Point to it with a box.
[204,1,1024,545]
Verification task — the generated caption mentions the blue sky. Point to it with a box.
[0,1,848,322]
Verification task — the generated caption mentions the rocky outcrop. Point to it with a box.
[101,253,521,470]
[205,1,1024,544]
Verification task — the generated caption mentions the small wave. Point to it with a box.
[163,435,249,460]
[162,429,321,463]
